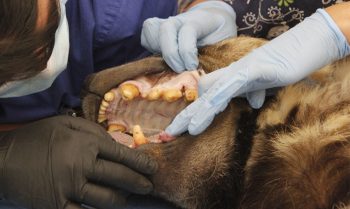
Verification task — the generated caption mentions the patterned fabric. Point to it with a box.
[177,0,345,38]
[224,0,341,39]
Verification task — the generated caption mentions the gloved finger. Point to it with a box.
[194,11,232,46]
[246,89,266,109]
[182,11,227,46]
[56,116,111,139]
[204,69,248,107]
[178,24,199,70]
[188,100,228,135]
[98,140,158,175]
[141,17,163,53]
[63,202,84,209]
[165,100,201,136]
[189,113,215,136]
[159,18,185,73]
[89,159,153,194]
[80,183,127,209]
[198,67,230,95]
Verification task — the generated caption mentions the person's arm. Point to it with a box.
[326,2,350,43]
[166,4,350,136]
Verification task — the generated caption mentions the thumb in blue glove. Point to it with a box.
[141,1,237,73]
[166,9,350,136]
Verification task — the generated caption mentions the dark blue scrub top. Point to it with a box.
[0,0,178,123]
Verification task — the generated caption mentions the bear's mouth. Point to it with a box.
[97,69,205,148]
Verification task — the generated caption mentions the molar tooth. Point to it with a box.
[104,92,115,102]
[184,89,198,102]
[99,109,105,115]
[99,102,107,114]
[108,124,126,132]
[97,115,107,123]
[162,89,182,102]
[101,100,109,108]
[147,89,162,100]
[133,125,149,146]
[119,84,140,101]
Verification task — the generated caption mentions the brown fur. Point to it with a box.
[82,37,350,209]
[243,56,350,209]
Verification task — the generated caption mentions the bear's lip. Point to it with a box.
[108,130,175,148]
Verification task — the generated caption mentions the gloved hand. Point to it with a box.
[166,9,350,136]
[141,1,236,73]
[0,116,157,209]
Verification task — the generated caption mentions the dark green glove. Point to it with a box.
[0,116,158,209]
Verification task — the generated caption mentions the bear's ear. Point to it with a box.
[81,56,170,122]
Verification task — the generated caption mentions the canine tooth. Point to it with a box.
[162,89,182,102]
[108,124,126,132]
[119,84,140,101]
[184,89,198,102]
[133,125,149,146]
[101,100,109,108]
[104,92,115,102]
[147,89,162,100]
[97,115,107,123]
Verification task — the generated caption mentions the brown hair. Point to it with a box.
[0,0,59,85]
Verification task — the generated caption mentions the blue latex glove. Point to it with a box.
[166,9,350,136]
[141,1,236,73]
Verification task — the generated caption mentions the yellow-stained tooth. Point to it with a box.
[101,100,109,108]
[100,106,107,111]
[133,125,149,146]
[184,89,198,102]
[97,115,107,123]
[108,124,126,132]
[147,89,162,100]
[162,89,182,102]
[104,92,115,102]
[99,109,105,115]
[119,83,140,101]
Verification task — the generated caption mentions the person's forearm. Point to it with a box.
[326,2,350,43]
